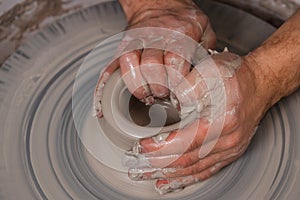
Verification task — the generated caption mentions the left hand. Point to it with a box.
[124,51,268,194]
[93,0,216,118]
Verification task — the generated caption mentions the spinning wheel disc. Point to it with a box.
[1,1,299,199]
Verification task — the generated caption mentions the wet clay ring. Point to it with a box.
[99,69,197,142]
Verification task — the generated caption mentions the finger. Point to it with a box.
[137,119,210,156]
[201,22,216,49]
[164,52,191,90]
[120,46,154,104]
[94,59,120,118]
[128,144,243,181]
[154,159,234,195]
[164,37,196,110]
[140,48,169,98]
[173,66,208,111]
[210,52,242,78]
[125,144,200,170]
[175,128,247,166]
[125,127,248,170]
[173,55,234,118]
[124,120,208,171]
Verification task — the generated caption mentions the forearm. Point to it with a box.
[118,0,197,22]
[246,9,300,109]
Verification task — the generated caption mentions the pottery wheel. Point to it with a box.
[1,1,300,199]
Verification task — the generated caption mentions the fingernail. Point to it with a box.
[128,168,144,181]
[210,163,222,173]
[156,183,172,195]
[155,180,185,195]
[122,152,150,168]
[155,184,184,195]
[128,168,160,181]
[170,93,180,111]
[132,141,142,154]
[154,91,169,99]
[152,132,170,144]
[142,96,154,105]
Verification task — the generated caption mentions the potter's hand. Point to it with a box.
[125,51,268,194]
[94,0,216,117]
[125,8,300,194]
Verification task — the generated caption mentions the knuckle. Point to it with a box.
[234,143,247,156]
[195,12,209,28]
[224,112,239,131]
[203,169,213,180]
[229,114,239,128]
[182,155,195,168]
[232,145,243,155]
[190,166,199,175]
[164,53,180,65]
[141,57,159,65]
[119,51,139,63]
[226,133,243,149]
[185,21,194,30]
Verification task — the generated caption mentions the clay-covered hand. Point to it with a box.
[94,0,216,117]
[124,51,269,194]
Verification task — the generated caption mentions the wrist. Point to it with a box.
[244,9,300,109]
[236,57,272,124]
[244,53,281,109]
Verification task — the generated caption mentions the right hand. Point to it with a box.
[94,0,216,118]
[124,51,268,194]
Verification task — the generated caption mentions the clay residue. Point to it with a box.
[0,0,81,63]
[1,0,78,40]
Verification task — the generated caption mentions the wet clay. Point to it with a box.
[0,0,81,63]
[3,1,300,199]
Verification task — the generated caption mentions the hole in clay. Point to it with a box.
[129,95,181,127]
